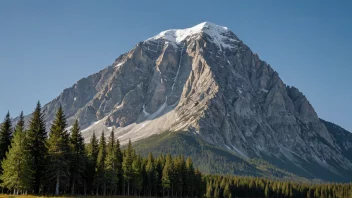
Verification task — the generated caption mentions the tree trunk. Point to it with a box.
[84,180,87,196]
[128,183,130,196]
[55,174,60,196]
[103,183,106,196]
[96,184,99,196]
[71,177,75,195]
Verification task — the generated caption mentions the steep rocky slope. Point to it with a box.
[27,22,352,182]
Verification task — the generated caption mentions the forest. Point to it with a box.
[0,102,351,198]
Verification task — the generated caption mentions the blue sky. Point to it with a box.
[0,0,351,131]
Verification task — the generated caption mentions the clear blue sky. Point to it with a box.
[0,1,351,131]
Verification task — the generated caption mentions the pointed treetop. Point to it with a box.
[14,111,25,134]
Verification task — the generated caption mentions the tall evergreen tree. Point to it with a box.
[122,139,134,196]
[162,154,173,197]
[105,130,119,195]
[0,111,13,162]
[86,131,98,195]
[132,155,143,196]
[46,106,70,195]
[115,137,123,195]
[26,101,47,194]
[185,157,195,196]
[69,120,86,195]
[145,153,156,196]
[1,112,33,194]
[96,131,107,195]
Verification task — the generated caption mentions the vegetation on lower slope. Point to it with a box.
[0,105,352,197]
[133,131,307,181]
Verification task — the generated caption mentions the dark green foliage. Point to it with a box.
[69,119,86,195]
[204,175,352,198]
[0,111,13,162]
[0,104,351,197]
[145,153,156,196]
[26,101,48,194]
[133,131,305,180]
[85,131,99,195]
[1,112,33,193]
[122,139,134,196]
[96,131,107,195]
[104,130,120,195]
[46,105,71,195]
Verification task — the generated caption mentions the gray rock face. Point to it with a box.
[29,22,352,181]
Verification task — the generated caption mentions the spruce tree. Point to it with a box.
[47,106,71,195]
[185,157,195,196]
[162,153,173,197]
[105,130,119,195]
[132,155,143,196]
[69,120,86,195]
[115,137,123,195]
[96,131,107,195]
[145,153,156,196]
[0,111,13,162]
[27,101,47,194]
[1,112,33,194]
[86,131,98,195]
[122,139,134,196]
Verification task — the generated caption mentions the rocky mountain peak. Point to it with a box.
[146,22,239,49]
[22,22,352,182]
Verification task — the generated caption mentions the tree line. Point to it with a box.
[0,102,351,198]
[204,175,352,198]
[0,102,203,196]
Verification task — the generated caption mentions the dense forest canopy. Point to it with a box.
[0,102,351,198]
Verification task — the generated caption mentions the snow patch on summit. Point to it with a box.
[147,22,238,49]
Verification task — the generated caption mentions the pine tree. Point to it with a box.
[145,153,156,196]
[69,120,86,195]
[96,131,107,195]
[185,157,195,196]
[265,183,270,198]
[47,106,71,195]
[1,112,33,194]
[122,139,134,196]
[0,111,13,162]
[132,155,143,196]
[86,131,98,195]
[162,153,173,197]
[26,101,47,194]
[105,130,119,195]
[115,138,123,195]
[223,183,232,198]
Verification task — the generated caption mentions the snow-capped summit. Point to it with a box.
[21,22,352,182]
[146,22,239,49]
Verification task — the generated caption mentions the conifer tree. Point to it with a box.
[96,131,106,195]
[185,157,195,196]
[145,153,156,196]
[105,130,119,195]
[122,139,134,196]
[0,111,13,162]
[69,120,85,195]
[162,153,173,197]
[155,155,164,196]
[26,101,47,194]
[265,183,270,198]
[115,137,123,195]
[132,155,143,196]
[47,106,70,195]
[1,112,33,194]
[86,131,98,195]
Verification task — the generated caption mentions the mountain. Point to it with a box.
[24,22,352,182]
